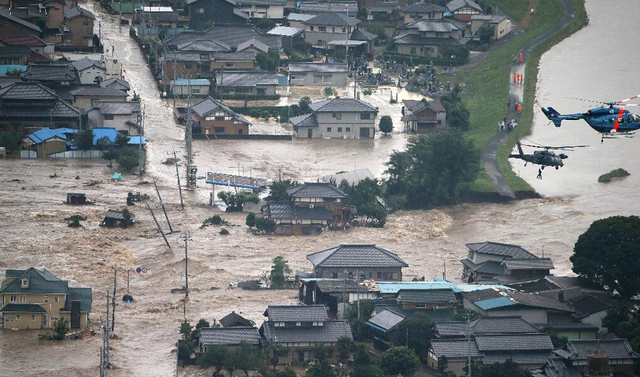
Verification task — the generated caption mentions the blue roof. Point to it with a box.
[0,65,27,76]
[377,281,461,294]
[475,296,514,310]
[171,79,210,86]
[28,127,77,144]
[128,135,146,145]
[92,127,145,145]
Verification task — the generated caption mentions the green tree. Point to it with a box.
[266,179,297,201]
[75,129,94,150]
[218,191,259,212]
[0,131,23,152]
[440,85,470,130]
[179,320,192,341]
[379,115,393,134]
[115,147,139,172]
[570,216,640,299]
[478,25,495,44]
[54,317,70,340]
[115,133,130,148]
[94,76,104,85]
[379,346,420,377]
[299,97,312,114]
[337,336,353,364]
[256,50,280,70]
[246,212,256,228]
[178,341,192,361]
[350,343,385,377]
[233,341,263,375]
[270,256,292,288]
[305,345,335,377]
[276,366,298,377]
[254,216,274,234]
[384,130,481,209]
[267,343,283,372]
[392,312,434,361]
[197,345,229,376]
[340,178,386,227]
[96,136,112,150]
[121,208,134,228]
[478,358,532,377]
[102,148,119,167]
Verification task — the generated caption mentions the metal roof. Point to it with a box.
[200,326,261,346]
[27,127,77,144]
[1,304,47,313]
[377,281,461,294]
[286,13,316,22]
[308,98,377,113]
[171,79,211,86]
[366,309,405,332]
[307,244,407,269]
[288,62,347,74]
[264,305,329,322]
[64,287,92,312]
[1,267,68,294]
[290,113,318,128]
[64,6,95,20]
[263,201,334,221]
[267,26,304,37]
[397,288,455,303]
[402,2,447,13]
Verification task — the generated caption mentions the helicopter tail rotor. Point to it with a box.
[541,107,563,127]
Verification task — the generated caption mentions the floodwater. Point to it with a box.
[1,0,639,376]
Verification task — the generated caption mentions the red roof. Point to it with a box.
[0,35,47,47]
[29,50,52,63]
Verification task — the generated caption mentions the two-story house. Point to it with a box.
[72,57,106,84]
[0,10,42,37]
[302,12,360,48]
[62,6,95,48]
[236,0,286,20]
[260,305,353,364]
[87,101,142,135]
[290,97,378,139]
[1,267,92,329]
[198,326,261,352]
[262,182,353,235]
[460,241,555,284]
[189,96,251,136]
[187,0,249,30]
[446,0,483,22]
[215,70,278,96]
[394,18,467,57]
[402,98,447,132]
[401,1,447,23]
[71,87,128,108]
[307,244,408,281]
[288,62,347,87]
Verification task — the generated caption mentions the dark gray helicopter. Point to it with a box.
[509,141,588,179]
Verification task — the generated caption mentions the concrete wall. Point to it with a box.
[79,67,106,85]
[317,267,402,280]
[304,26,350,46]
[289,72,346,86]
[66,17,94,47]
[239,4,284,19]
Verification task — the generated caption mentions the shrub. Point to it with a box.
[598,168,630,183]
[220,228,230,235]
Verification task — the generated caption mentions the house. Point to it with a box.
[100,209,134,227]
[396,288,457,310]
[428,339,481,375]
[290,97,378,139]
[461,288,574,325]
[71,86,128,108]
[349,28,377,55]
[0,10,42,37]
[434,316,542,339]
[187,0,248,30]
[288,62,347,87]
[286,12,316,29]
[62,6,95,48]
[402,98,447,132]
[215,70,278,96]
[266,26,304,49]
[461,241,554,284]
[190,96,251,136]
[219,311,254,327]
[307,244,408,281]
[366,308,405,339]
[209,51,257,72]
[164,24,280,52]
[302,12,360,48]
[548,339,640,377]
[262,182,353,235]
[199,326,261,352]
[360,0,404,16]
[100,78,130,93]
[298,278,379,316]
[0,47,51,65]
[260,305,353,364]
[0,35,50,55]
[22,127,76,156]
[401,1,447,23]
[90,127,146,146]
[236,38,269,54]
[235,0,286,20]
[394,18,467,57]
[170,78,210,97]
[21,63,81,101]
[471,14,511,40]
[135,6,179,28]
[0,267,92,329]
[298,2,357,15]
[71,57,106,84]
[87,102,142,135]
[447,0,483,22]
[0,81,81,133]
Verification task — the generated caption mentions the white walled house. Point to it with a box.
[290,98,378,139]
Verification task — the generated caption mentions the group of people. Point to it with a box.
[513,72,525,84]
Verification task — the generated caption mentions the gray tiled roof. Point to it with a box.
[94,101,141,115]
[211,51,256,62]
[200,326,261,346]
[288,63,347,74]
[1,267,68,294]
[299,2,358,14]
[508,290,574,312]
[219,311,253,327]
[72,57,104,72]
[431,339,480,358]
[237,38,269,53]
[287,182,347,199]
[402,2,447,13]
[63,287,92,312]
[350,28,377,41]
[397,289,455,304]
[0,304,47,313]
[447,0,482,13]
[564,339,640,360]
[566,293,614,318]
[367,309,405,332]
[217,71,278,88]
[22,63,79,83]
[543,357,582,377]
[191,96,249,124]
[434,321,468,337]
[503,258,555,270]
[475,334,553,352]
[64,6,95,19]
[0,99,81,119]
[290,113,318,128]
[482,351,552,366]
[286,13,316,22]
[314,279,361,293]
[265,305,329,322]
[165,25,281,50]
[263,201,333,221]
[0,81,57,100]
[177,39,231,52]
[237,0,286,5]
[461,259,504,275]
[399,18,465,33]
[308,98,377,113]
[71,87,128,97]
[466,242,537,259]
[472,316,540,334]
[101,78,130,91]
[308,244,408,269]
[393,34,464,47]
[262,320,353,343]
[304,12,360,27]
[0,10,41,32]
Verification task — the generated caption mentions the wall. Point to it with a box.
[66,16,94,47]
[304,26,350,46]
[239,4,284,19]
[313,111,376,138]
[2,293,66,329]
[197,117,249,135]
[79,67,106,84]
[289,72,346,86]
[317,267,402,281]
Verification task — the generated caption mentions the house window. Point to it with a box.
[184,64,192,69]
[332,272,338,278]
[332,27,335,32]
[51,316,59,321]
[191,88,200,94]
[44,295,48,303]
[416,304,426,308]
[16,315,20,320]
[197,7,204,13]
[21,279,28,287]
[20,295,26,302]
[310,26,314,31]
[342,27,346,33]
[318,26,326,32]
[326,127,332,132]
[200,54,208,59]
[54,296,59,303]
[337,127,342,132]
[104,114,114,120]
[274,322,285,327]
[360,113,370,120]
[225,63,234,68]
[346,127,351,132]
[215,116,225,121]
[332,112,341,119]
[296,322,301,326]
[10,295,16,302]
[214,127,225,133]
[377,272,382,279]
[410,47,416,55]
[32,315,36,321]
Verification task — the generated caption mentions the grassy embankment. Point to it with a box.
[457,0,588,193]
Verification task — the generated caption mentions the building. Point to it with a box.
[461,241,555,284]
[215,70,278,96]
[236,37,269,54]
[219,311,254,327]
[307,244,408,281]
[401,1,447,23]
[260,305,353,364]
[543,339,640,377]
[402,98,447,132]
[1,267,92,329]
[397,288,457,310]
[71,57,107,84]
[199,326,261,352]
[290,97,378,139]
[187,0,249,30]
[394,18,467,57]
[164,24,280,52]
[135,6,179,28]
[170,78,210,97]
[0,81,81,133]
[302,12,360,48]
[62,6,95,48]
[446,0,482,22]
[71,86,128,108]
[0,10,42,37]
[298,1,357,15]
[286,12,315,29]
[190,96,251,136]
[86,101,142,135]
[236,0,286,20]
[100,209,134,227]
[100,78,130,93]
[471,14,511,40]
[266,26,304,49]
[22,127,76,156]
[288,62,347,87]
[0,35,50,55]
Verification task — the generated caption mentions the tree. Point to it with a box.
[350,343,385,377]
[218,191,259,212]
[379,346,420,377]
[246,212,256,228]
[115,133,130,147]
[379,115,393,134]
[340,178,386,227]
[440,85,470,130]
[254,216,275,234]
[384,130,481,209]
[0,131,23,152]
[179,320,193,341]
[54,317,70,340]
[75,129,94,150]
[337,336,353,364]
[478,358,532,377]
[477,25,495,44]
[266,179,297,201]
[270,256,292,288]
[392,312,434,361]
[299,97,312,114]
[233,341,263,375]
[115,147,139,172]
[275,367,298,377]
[197,345,229,376]
[121,208,134,228]
[305,345,335,377]
[102,148,119,167]
[178,341,192,361]
[256,50,280,71]
[94,76,104,85]
[267,343,283,372]
[570,216,640,299]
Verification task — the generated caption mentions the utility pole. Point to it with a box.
[105,292,110,368]
[146,201,171,248]
[153,179,173,233]
[181,232,191,296]
[137,104,145,175]
[467,315,472,377]
[112,268,117,331]
[173,149,184,209]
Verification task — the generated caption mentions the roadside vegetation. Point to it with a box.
[598,168,630,183]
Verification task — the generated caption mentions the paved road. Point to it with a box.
[481,0,576,198]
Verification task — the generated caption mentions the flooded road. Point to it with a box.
[1,0,639,376]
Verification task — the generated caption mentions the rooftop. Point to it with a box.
[303,12,360,27]
[402,2,447,13]
[288,62,347,74]
[0,35,46,47]
[200,326,261,346]
[447,0,483,13]
[308,98,377,113]
[307,244,408,269]
[397,288,455,304]
[217,71,278,87]
[72,57,105,72]
[0,10,41,32]
[264,305,329,322]
[366,309,405,332]
[191,96,249,124]
[262,201,333,221]
[64,6,95,20]
[286,182,347,199]
[466,241,538,259]
[262,320,353,343]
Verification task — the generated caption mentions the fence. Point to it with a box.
[49,150,104,158]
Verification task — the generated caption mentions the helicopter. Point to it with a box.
[540,94,640,142]
[509,141,588,179]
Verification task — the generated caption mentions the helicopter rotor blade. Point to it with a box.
[617,94,640,104]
